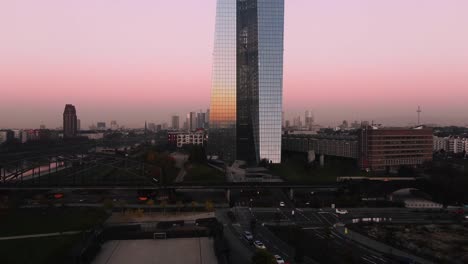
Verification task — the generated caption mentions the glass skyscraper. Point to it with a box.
[209,0,284,164]
[63,104,78,138]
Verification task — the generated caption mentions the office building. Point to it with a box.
[305,110,314,129]
[148,123,156,132]
[110,120,118,130]
[283,134,358,159]
[24,129,54,142]
[177,131,206,148]
[79,131,104,140]
[206,109,210,128]
[171,115,180,130]
[188,112,197,131]
[97,122,106,130]
[167,131,206,148]
[197,112,207,129]
[10,129,33,144]
[208,0,284,164]
[433,136,468,153]
[63,104,78,138]
[283,126,434,172]
[293,116,302,128]
[0,130,13,144]
[358,126,433,171]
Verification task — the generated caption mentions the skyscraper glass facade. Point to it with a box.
[63,104,78,138]
[209,0,284,164]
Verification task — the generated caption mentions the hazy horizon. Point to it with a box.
[1,0,467,129]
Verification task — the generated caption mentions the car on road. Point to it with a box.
[274,254,285,264]
[243,231,253,242]
[253,240,266,249]
[279,201,285,207]
[336,208,348,215]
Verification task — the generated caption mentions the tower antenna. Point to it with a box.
[417,106,422,125]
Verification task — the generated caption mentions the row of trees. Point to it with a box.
[103,198,214,213]
[424,163,468,206]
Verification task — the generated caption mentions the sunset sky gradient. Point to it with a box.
[1,0,467,128]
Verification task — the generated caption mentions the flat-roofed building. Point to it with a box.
[358,126,433,171]
[177,131,205,148]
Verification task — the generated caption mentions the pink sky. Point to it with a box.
[1,0,467,129]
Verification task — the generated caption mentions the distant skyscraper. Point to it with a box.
[339,120,349,130]
[97,122,106,130]
[63,104,78,138]
[110,120,118,130]
[148,122,156,132]
[89,123,97,130]
[189,112,197,131]
[305,111,314,129]
[208,0,284,164]
[293,116,302,128]
[171,115,180,130]
[197,112,206,129]
[205,109,210,128]
[77,119,81,131]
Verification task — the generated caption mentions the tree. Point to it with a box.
[160,200,168,214]
[118,200,128,214]
[146,199,155,214]
[176,201,184,214]
[259,158,270,168]
[188,145,207,164]
[191,201,199,212]
[103,198,114,211]
[251,249,276,264]
[205,200,214,212]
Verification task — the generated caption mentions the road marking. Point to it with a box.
[361,256,377,264]
[309,212,325,223]
[369,255,387,263]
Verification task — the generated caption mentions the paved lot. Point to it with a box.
[92,238,217,264]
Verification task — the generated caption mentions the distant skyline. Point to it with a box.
[1,0,467,129]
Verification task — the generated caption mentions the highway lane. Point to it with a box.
[231,207,405,264]
[228,207,317,264]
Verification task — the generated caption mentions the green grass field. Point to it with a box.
[270,155,362,184]
[0,235,81,264]
[184,163,225,183]
[0,207,108,264]
[0,207,108,237]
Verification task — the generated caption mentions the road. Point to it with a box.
[171,152,188,183]
[217,206,445,264]
[242,207,393,264]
